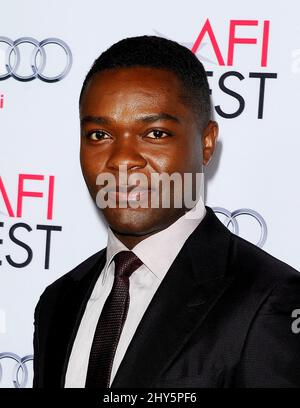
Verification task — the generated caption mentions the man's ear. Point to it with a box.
[202,120,218,166]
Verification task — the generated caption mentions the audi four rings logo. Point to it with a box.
[0,37,72,82]
[212,207,268,248]
[0,353,33,388]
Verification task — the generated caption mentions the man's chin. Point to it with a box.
[102,207,167,237]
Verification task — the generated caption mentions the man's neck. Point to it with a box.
[110,209,187,249]
[110,228,160,249]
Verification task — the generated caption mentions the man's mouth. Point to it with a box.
[102,185,156,205]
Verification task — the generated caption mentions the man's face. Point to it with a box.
[79,66,217,236]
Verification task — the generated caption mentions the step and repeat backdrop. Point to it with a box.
[0,0,299,388]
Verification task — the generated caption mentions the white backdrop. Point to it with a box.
[0,0,299,388]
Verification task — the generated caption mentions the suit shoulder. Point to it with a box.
[229,232,300,286]
[38,247,106,303]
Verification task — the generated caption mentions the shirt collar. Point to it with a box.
[101,228,130,285]
[101,199,206,285]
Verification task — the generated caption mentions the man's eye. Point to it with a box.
[87,131,110,140]
[146,130,169,139]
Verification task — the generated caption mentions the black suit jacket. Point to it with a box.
[33,206,300,388]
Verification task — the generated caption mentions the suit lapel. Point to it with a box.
[111,206,234,387]
[57,248,107,387]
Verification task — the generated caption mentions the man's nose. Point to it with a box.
[106,139,147,172]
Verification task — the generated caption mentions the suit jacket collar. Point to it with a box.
[59,206,233,387]
[111,206,234,387]
[58,247,107,387]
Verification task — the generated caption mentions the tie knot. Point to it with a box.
[113,250,143,278]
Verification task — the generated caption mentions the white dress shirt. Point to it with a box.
[64,201,206,387]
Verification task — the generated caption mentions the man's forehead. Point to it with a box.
[80,112,182,126]
[90,65,180,80]
[82,67,182,95]
[80,77,188,117]
[79,67,195,123]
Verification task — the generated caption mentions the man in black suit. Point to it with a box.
[33,35,300,388]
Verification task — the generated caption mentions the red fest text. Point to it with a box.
[0,174,62,269]
[194,19,277,119]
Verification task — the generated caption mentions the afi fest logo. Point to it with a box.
[160,19,276,119]
[0,174,62,270]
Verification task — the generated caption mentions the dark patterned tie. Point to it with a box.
[85,250,143,388]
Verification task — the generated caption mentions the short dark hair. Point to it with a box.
[79,35,211,131]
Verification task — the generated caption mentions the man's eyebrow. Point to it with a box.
[136,113,181,124]
[80,112,181,126]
